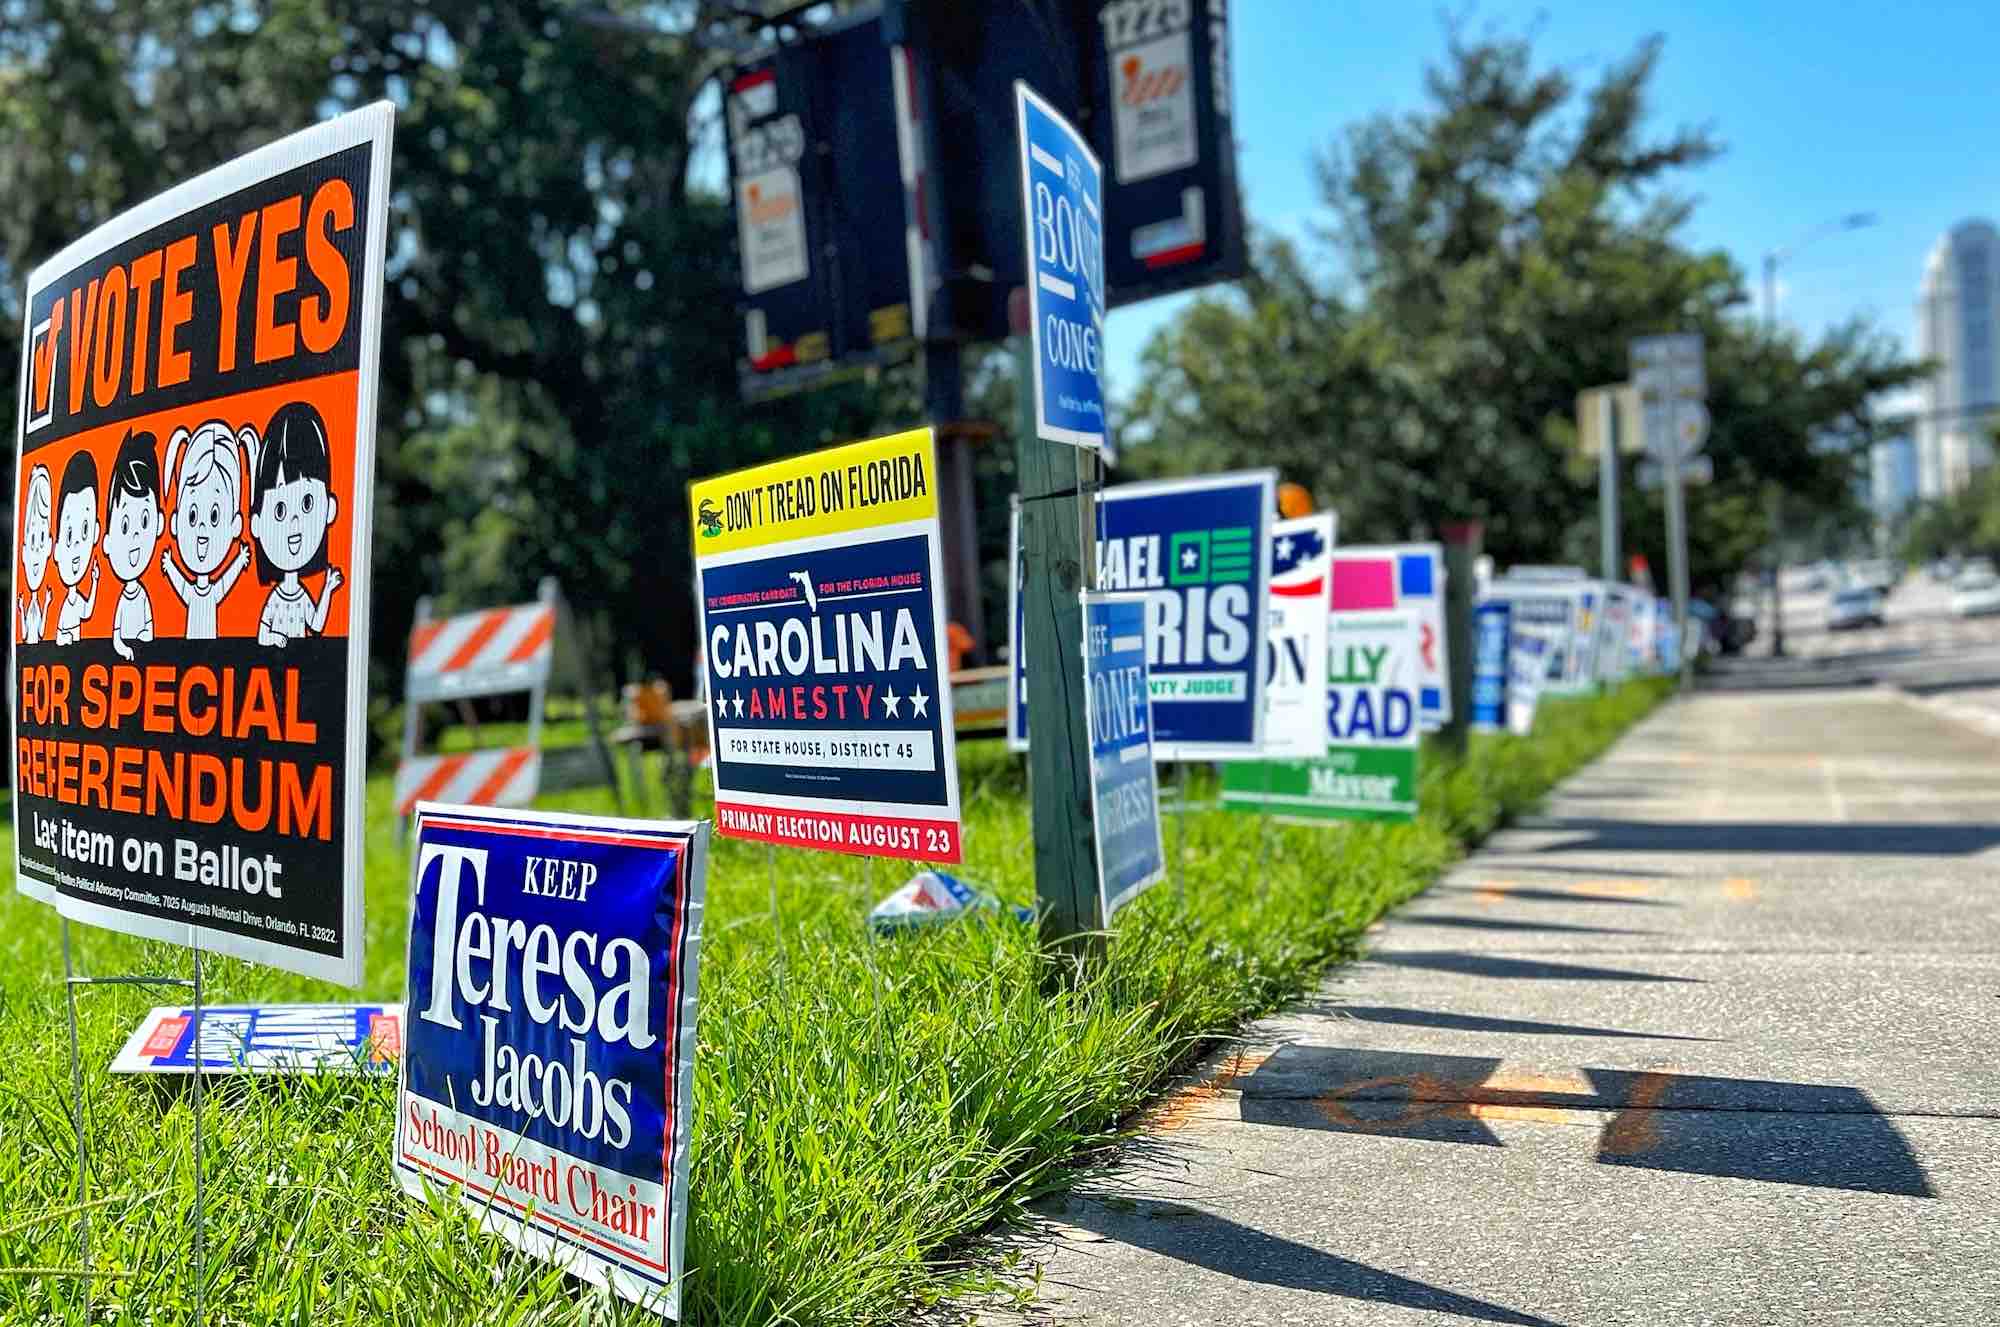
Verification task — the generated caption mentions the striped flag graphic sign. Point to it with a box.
[406,602,555,703]
[394,747,542,819]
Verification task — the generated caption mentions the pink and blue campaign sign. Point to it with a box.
[397,804,707,1316]
[1010,471,1275,759]
[1015,81,1105,448]
[1331,544,1450,728]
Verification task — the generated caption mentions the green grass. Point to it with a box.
[0,680,1668,1325]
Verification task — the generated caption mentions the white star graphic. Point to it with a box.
[1181,545,1200,569]
[731,692,746,718]
[715,691,729,719]
[910,689,929,718]
[1276,535,1295,561]
[882,686,902,717]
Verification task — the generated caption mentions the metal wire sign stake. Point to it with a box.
[59,917,208,1322]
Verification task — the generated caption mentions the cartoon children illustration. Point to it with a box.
[249,400,342,647]
[17,464,53,644]
[102,428,164,661]
[160,420,255,639]
[52,449,100,645]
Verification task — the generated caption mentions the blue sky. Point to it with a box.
[1105,1,1999,406]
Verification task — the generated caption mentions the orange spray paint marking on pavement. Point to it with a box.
[1146,1049,1271,1132]
[1472,880,1517,906]
[1565,880,1655,899]
[1599,1072,1673,1155]
[1723,877,1758,901]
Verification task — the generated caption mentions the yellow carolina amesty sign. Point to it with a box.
[688,428,939,557]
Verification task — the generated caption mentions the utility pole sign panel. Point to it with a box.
[689,429,963,863]
[1016,81,1107,449]
[1093,0,1247,304]
[1083,592,1164,918]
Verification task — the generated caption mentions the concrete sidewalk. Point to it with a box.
[993,687,2000,1326]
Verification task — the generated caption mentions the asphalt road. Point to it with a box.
[981,675,2000,1325]
[1731,572,2000,715]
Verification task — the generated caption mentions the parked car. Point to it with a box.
[1956,557,1998,585]
[1826,586,1884,631]
[1951,571,2000,618]
[1855,559,1898,593]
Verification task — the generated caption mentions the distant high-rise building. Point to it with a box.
[1916,220,2000,498]
[1870,433,1918,518]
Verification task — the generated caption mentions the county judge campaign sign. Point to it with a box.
[1011,470,1275,759]
[397,804,707,1316]
[689,429,962,861]
[11,105,393,986]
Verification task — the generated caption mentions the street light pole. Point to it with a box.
[1759,211,1877,659]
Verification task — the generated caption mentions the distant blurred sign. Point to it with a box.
[1638,455,1713,490]
[1575,383,1644,459]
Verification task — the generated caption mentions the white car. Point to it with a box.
[1826,587,1884,631]
[1952,573,2000,618]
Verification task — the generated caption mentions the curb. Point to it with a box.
[1881,682,2000,739]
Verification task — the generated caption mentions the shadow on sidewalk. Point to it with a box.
[1369,952,1701,983]
[1393,915,1657,936]
[1222,1047,1934,1199]
[1524,818,2000,857]
[1055,1196,1566,1326]
[1327,1005,1714,1041]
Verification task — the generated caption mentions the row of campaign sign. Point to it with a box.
[7,100,1685,1320]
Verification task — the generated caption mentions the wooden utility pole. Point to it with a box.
[1439,522,1484,754]
[1011,317,1103,957]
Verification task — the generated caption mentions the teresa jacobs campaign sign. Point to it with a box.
[1009,471,1275,759]
[11,105,393,986]
[397,805,707,1316]
[1084,593,1164,918]
[690,429,962,861]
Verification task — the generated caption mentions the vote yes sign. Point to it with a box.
[1015,81,1106,448]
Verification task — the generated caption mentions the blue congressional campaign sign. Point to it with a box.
[111,1003,400,1075]
[1015,81,1106,448]
[397,804,707,1316]
[1471,600,1510,732]
[1084,593,1165,918]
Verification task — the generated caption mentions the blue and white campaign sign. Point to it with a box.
[1507,627,1554,736]
[1015,81,1105,449]
[1262,514,1335,758]
[1470,600,1511,733]
[111,1003,400,1076]
[397,804,708,1316]
[1487,578,1587,695]
[1084,592,1165,917]
[1095,471,1274,757]
[1009,471,1276,758]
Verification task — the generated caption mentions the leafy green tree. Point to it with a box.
[2,0,897,698]
[1122,28,1921,591]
